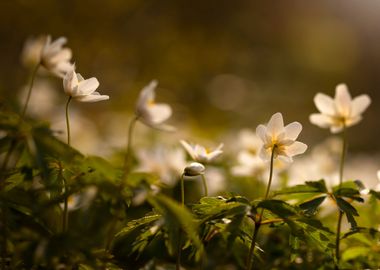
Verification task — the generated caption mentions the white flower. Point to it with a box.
[60,186,98,211]
[41,36,73,78]
[21,35,46,68]
[63,65,109,102]
[135,80,174,131]
[309,83,371,133]
[184,162,205,176]
[180,140,223,163]
[135,146,187,186]
[256,112,307,163]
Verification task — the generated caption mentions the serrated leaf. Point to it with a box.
[115,214,161,238]
[336,198,358,229]
[258,199,298,218]
[299,196,326,216]
[275,179,327,196]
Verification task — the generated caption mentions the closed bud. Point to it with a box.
[184,162,205,177]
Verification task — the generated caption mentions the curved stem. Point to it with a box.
[65,96,72,146]
[20,63,40,120]
[246,145,277,270]
[335,125,347,268]
[124,116,139,174]
[201,174,208,197]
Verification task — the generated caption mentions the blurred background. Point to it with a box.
[1,0,380,154]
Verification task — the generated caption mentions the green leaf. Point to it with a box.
[336,198,358,229]
[342,246,371,261]
[298,196,326,216]
[274,179,327,196]
[115,214,162,238]
[147,194,204,261]
[258,199,298,218]
[370,190,380,200]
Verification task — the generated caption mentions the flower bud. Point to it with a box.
[184,162,205,177]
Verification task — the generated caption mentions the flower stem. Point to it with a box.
[20,63,40,121]
[65,96,72,146]
[201,174,208,197]
[246,145,277,270]
[177,173,186,270]
[335,125,347,268]
[124,116,139,174]
[58,161,69,232]
[181,174,185,206]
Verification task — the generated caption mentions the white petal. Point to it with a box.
[334,83,352,116]
[345,115,362,127]
[50,48,72,64]
[267,112,284,137]
[256,124,267,142]
[330,125,343,134]
[146,104,172,124]
[309,114,333,128]
[314,93,335,115]
[180,140,197,160]
[75,93,109,102]
[63,66,77,95]
[285,141,307,157]
[351,94,371,117]
[206,150,223,162]
[77,78,100,95]
[284,122,302,140]
[136,80,157,113]
[259,147,271,162]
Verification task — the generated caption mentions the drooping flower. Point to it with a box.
[135,80,174,131]
[180,140,224,163]
[21,35,46,68]
[256,112,307,163]
[309,83,371,133]
[184,162,206,177]
[41,36,73,78]
[63,65,109,102]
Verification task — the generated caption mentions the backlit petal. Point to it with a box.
[77,78,100,95]
[266,112,284,137]
[284,122,302,140]
[334,83,352,117]
[351,94,371,117]
[285,141,307,157]
[314,93,335,115]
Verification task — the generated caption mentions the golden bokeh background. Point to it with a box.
[1,0,380,152]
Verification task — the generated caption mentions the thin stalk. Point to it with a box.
[181,174,185,206]
[20,63,40,120]
[246,145,277,270]
[124,116,139,174]
[177,173,185,270]
[335,125,347,268]
[201,174,208,197]
[65,97,72,146]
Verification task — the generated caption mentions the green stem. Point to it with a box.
[181,174,185,206]
[20,63,40,121]
[177,173,186,270]
[201,174,208,197]
[246,145,277,270]
[124,116,139,174]
[65,96,72,146]
[335,125,347,268]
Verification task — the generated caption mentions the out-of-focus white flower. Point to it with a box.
[204,166,226,195]
[180,140,223,163]
[231,151,266,177]
[310,83,371,133]
[63,65,109,102]
[60,186,98,211]
[18,79,59,118]
[41,36,73,78]
[135,146,186,186]
[184,162,205,177]
[376,171,380,191]
[256,112,307,163]
[21,35,46,68]
[135,80,175,131]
